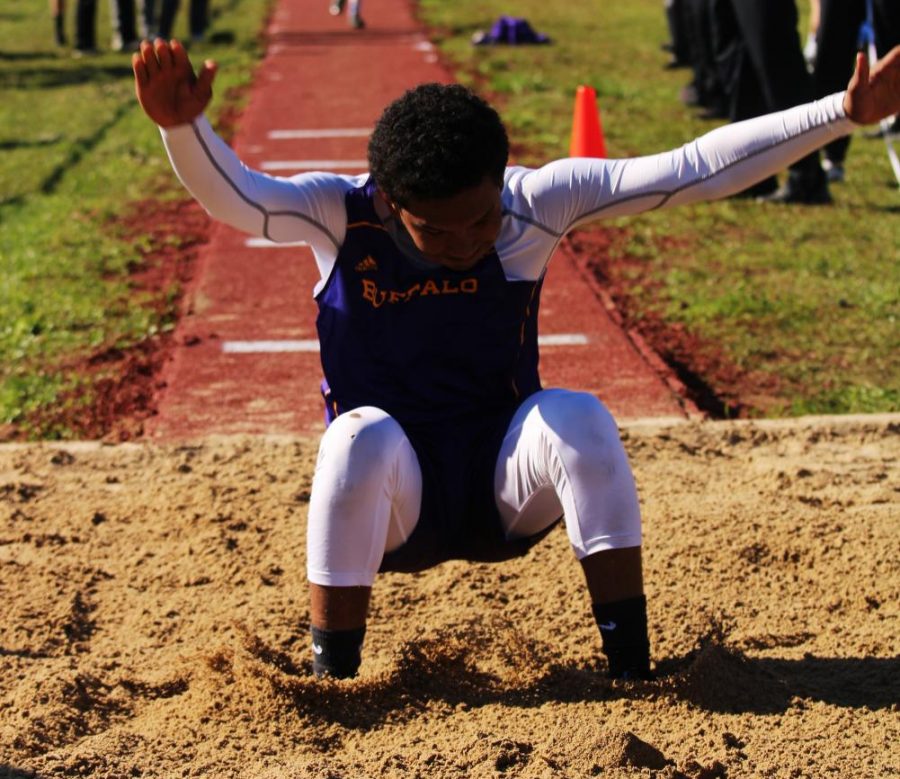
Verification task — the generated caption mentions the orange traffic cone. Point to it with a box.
[569,85,607,158]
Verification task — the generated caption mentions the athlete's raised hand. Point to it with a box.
[843,45,900,125]
[133,39,217,128]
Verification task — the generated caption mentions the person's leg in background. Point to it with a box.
[188,0,208,41]
[494,389,652,680]
[328,0,363,29]
[680,0,728,117]
[813,0,864,182]
[347,0,363,29]
[50,0,67,46]
[156,0,179,39]
[872,0,900,136]
[729,0,831,203]
[663,0,692,69]
[74,0,98,54]
[109,0,139,51]
[137,0,157,39]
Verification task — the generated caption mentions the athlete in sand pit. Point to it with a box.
[133,39,900,681]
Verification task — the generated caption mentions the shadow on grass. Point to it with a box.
[0,50,55,60]
[0,137,62,150]
[39,98,133,195]
[0,63,134,90]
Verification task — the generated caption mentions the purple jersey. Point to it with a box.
[316,180,551,569]
[316,179,542,428]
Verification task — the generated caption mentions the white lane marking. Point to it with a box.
[223,340,321,353]
[245,238,309,248]
[267,128,371,139]
[221,334,589,354]
[261,160,369,171]
[538,333,589,346]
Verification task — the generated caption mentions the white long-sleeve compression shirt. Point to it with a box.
[159,92,852,286]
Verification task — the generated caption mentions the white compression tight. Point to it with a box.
[306,389,642,587]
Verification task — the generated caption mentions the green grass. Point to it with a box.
[0,0,274,436]
[1,0,897,436]
[420,0,900,416]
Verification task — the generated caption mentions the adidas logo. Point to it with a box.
[355,256,378,272]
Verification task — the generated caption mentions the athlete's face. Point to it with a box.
[388,177,503,271]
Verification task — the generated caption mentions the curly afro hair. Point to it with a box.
[368,83,509,207]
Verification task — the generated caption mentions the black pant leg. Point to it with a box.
[872,0,900,57]
[189,0,208,37]
[709,0,742,116]
[666,0,692,65]
[157,0,179,38]
[114,0,139,43]
[729,0,820,178]
[729,0,812,109]
[814,0,863,164]
[683,0,726,109]
[76,0,97,48]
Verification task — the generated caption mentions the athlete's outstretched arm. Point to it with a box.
[132,39,352,270]
[512,45,900,236]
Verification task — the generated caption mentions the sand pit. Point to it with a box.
[1,416,898,778]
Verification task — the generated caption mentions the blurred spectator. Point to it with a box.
[813,0,900,182]
[678,0,729,119]
[157,0,209,42]
[329,0,363,30]
[71,0,140,54]
[663,0,691,68]
[50,0,67,46]
[136,0,157,39]
[723,0,830,203]
[73,0,98,55]
[108,0,141,51]
[804,0,820,71]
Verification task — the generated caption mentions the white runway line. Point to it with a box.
[267,128,371,139]
[261,160,369,171]
[244,238,309,248]
[538,333,589,346]
[223,340,321,353]
[221,334,589,354]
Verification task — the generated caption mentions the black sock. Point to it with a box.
[310,626,366,679]
[592,595,653,680]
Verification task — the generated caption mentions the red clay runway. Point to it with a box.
[146,0,697,440]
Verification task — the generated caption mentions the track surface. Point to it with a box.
[147,0,696,440]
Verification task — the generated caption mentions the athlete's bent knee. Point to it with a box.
[316,406,408,494]
[539,390,621,464]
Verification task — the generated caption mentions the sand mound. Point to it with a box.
[1,416,898,777]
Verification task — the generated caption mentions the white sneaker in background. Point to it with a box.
[822,158,845,183]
